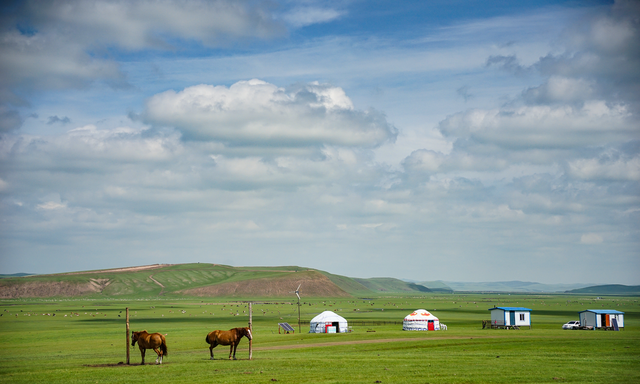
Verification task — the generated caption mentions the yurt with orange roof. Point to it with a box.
[403,309,440,331]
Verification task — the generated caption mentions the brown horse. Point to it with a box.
[205,327,252,360]
[131,330,168,365]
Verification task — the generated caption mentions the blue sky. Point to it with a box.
[0,0,638,284]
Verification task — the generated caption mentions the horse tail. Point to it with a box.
[161,337,168,356]
[205,333,210,344]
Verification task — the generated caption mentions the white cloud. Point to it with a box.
[567,156,640,181]
[37,201,66,210]
[522,76,593,104]
[0,0,286,92]
[581,233,603,244]
[144,79,396,147]
[282,6,344,28]
[439,102,634,152]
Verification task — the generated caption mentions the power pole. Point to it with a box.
[248,302,253,360]
[125,307,130,365]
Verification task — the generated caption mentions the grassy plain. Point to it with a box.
[0,293,638,383]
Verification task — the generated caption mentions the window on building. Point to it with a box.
[520,314,525,321]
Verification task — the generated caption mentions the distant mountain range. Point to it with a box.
[564,284,640,295]
[0,264,637,298]
[417,280,594,293]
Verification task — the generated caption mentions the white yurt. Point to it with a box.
[309,311,349,333]
[403,309,440,331]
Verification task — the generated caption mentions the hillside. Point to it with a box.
[0,263,432,299]
[565,284,640,295]
[354,277,431,293]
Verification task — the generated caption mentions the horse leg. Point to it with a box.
[232,342,238,360]
[210,342,217,360]
[153,348,161,364]
[140,347,145,365]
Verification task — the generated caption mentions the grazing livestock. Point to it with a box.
[205,327,252,360]
[131,330,168,365]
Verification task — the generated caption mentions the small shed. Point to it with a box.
[489,307,532,329]
[579,309,624,330]
[403,309,440,331]
[309,311,348,333]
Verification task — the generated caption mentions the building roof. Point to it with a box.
[310,310,348,323]
[488,307,532,311]
[579,309,624,314]
[403,309,439,321]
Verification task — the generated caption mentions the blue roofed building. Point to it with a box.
[579,309,624,330]
[488,307,532,329]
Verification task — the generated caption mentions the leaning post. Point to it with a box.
[248,302,253,360]
[126,307,130,365]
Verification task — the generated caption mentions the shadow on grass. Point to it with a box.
[84,362,171,367]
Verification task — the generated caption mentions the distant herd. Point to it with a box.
[131,326,252,365]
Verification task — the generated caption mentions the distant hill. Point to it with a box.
[0,273,33,279]
[565,284,640,295]
[1,264,628,298]
[353,277,431,293]
[442,281,591,293]
[0,263,432,299]
[416,281,454,293]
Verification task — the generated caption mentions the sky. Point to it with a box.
[0,0,638,285]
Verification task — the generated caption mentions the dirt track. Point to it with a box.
[253,335,508,351]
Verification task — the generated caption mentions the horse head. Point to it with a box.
[243,327,253,340]
[131,330,146,346]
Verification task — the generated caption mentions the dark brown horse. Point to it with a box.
[131,330,168,365]
[205,327,252,360]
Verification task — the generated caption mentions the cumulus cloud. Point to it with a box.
[522,76,594,105]
[567,155,640,182]
[144,79,397,147]
[438,102,634,152]
[0,0,286,92]
[581,233,603,244]
[9,0,285,49]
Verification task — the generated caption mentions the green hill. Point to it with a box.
[0,263,432,299]
[417,280,454,292]
[565,284,640,295]
[353,277,431,293]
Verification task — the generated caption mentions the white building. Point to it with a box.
[579,309,624,330]
[403,309,440,331]
[309,311,349,333]
[488,307,532,328]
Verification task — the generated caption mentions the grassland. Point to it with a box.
[1,292,638,383]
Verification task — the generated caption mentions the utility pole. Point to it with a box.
[248,302,253,360]
[125,308,130,365]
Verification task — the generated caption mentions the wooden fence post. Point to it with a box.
[248,302,253,360]
[126,307,130,365]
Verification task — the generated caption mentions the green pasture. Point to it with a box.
[0,293,638,383]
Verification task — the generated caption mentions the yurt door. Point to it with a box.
[428,320,434,331]
[510,312,516,326]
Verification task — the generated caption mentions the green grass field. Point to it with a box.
[1,293,638,383]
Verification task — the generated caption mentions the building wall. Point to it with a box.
[490,309,530,326]
[490,309,505,326]
[580,312,624,328]
[514,311,531,326]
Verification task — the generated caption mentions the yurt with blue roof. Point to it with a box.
[488,307,532,329]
